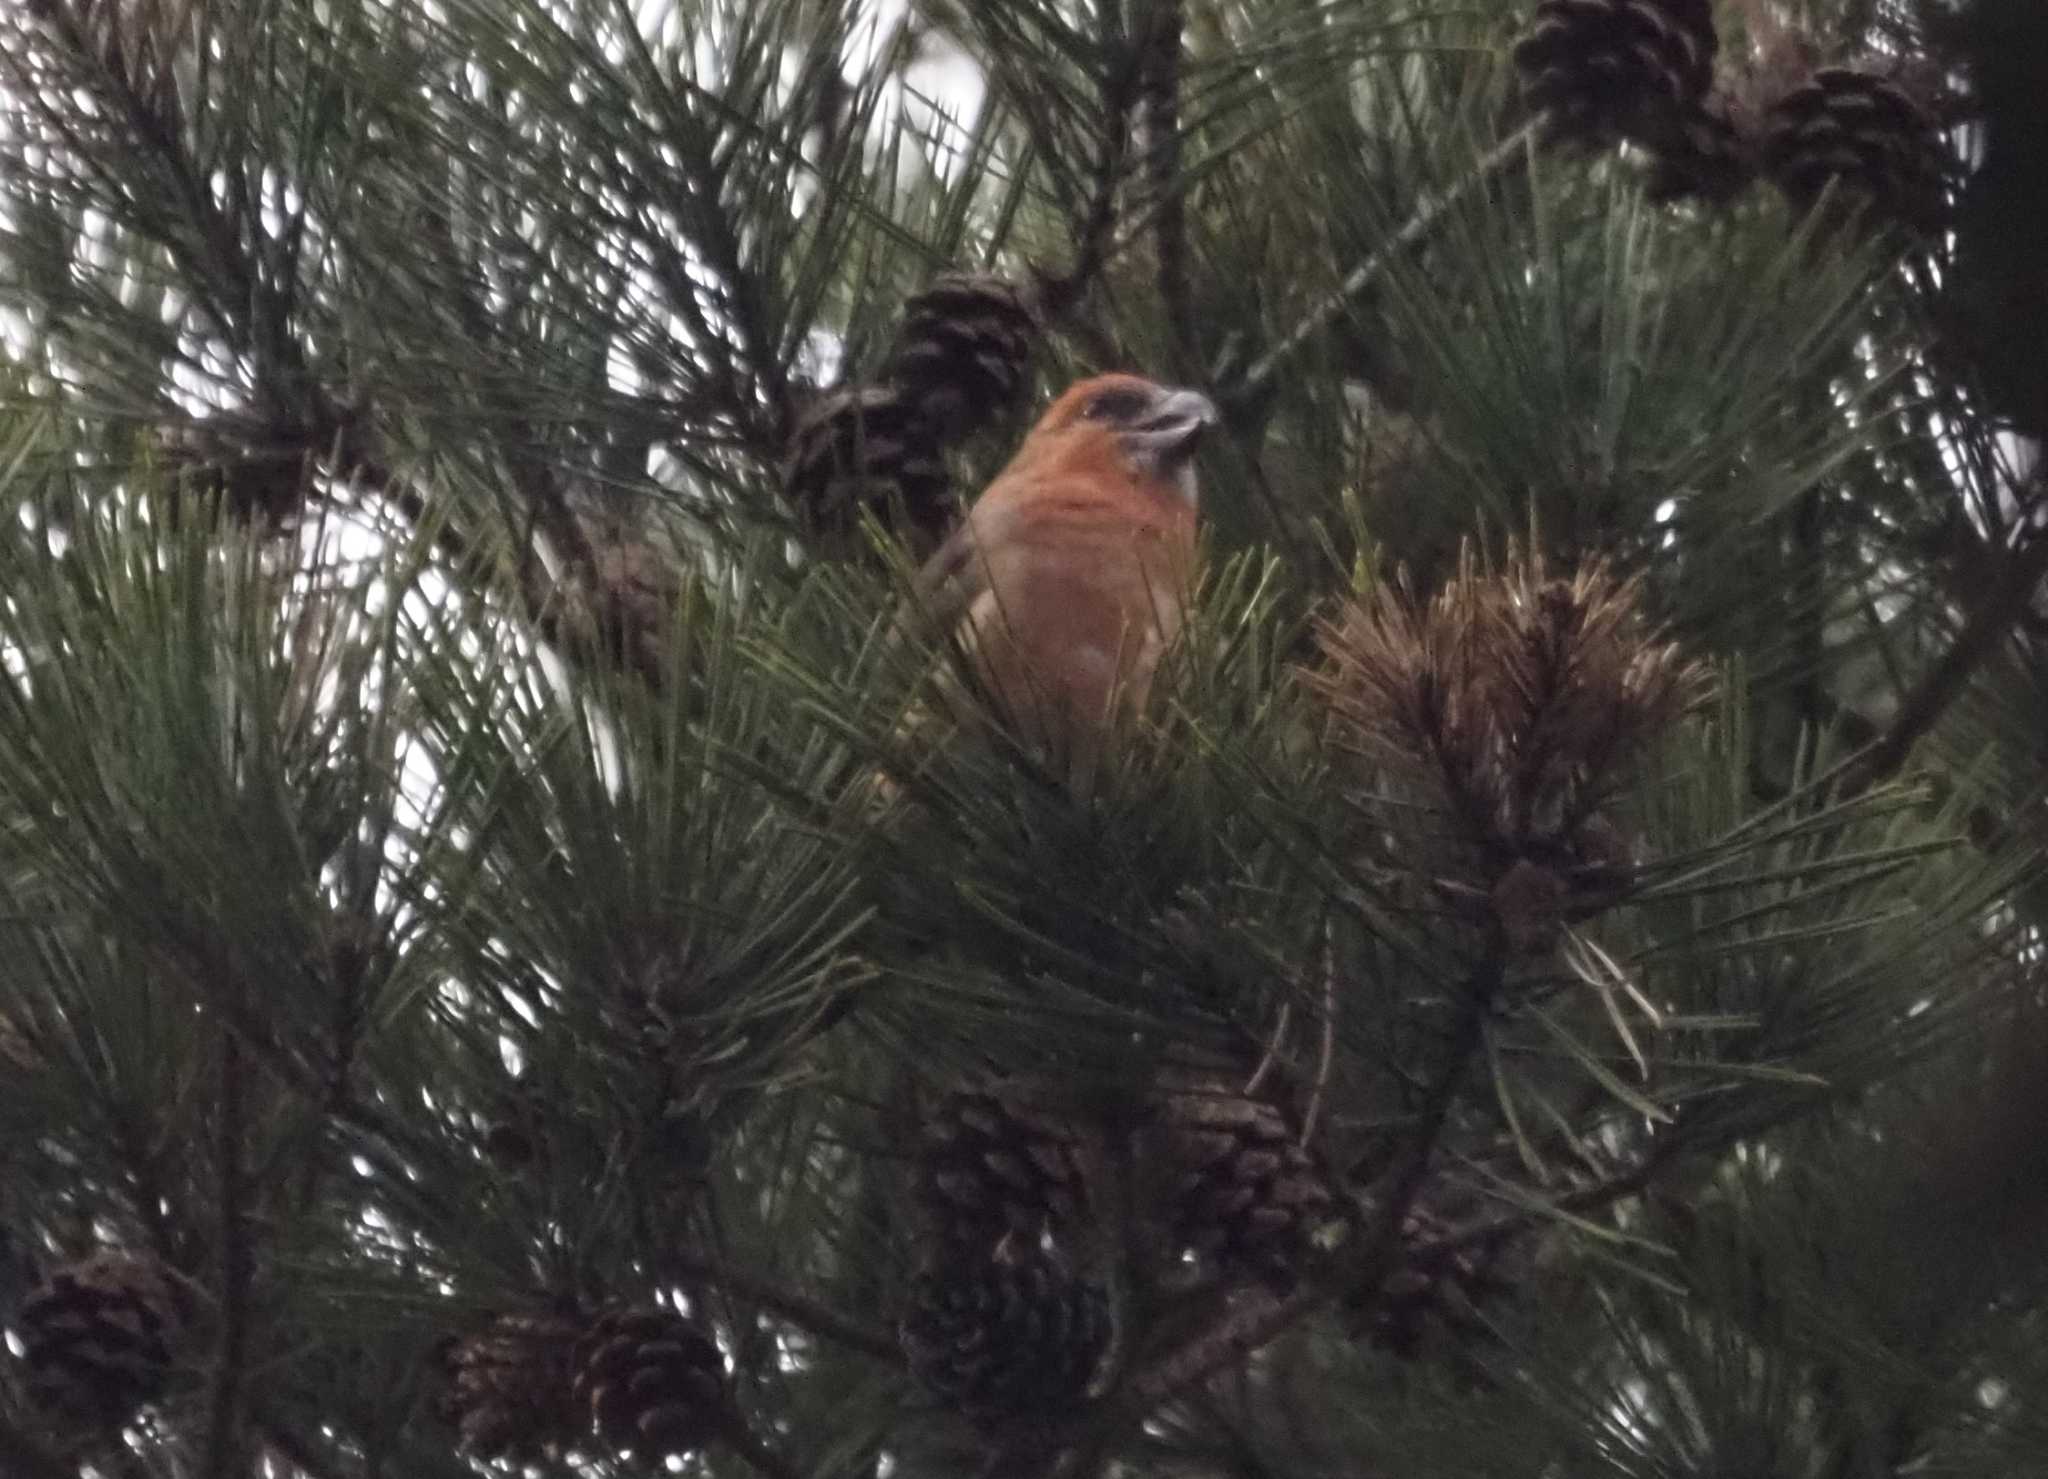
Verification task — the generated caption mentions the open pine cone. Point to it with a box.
[1760,64,1948,233]
[918,1082,1098,1256]
[1514,0,1718,149]
[13,1252,186,1435]
[882,272,1040,442]
[783,385,952,545]
[572,1305,727,1460]
[784,271,1040,552]
[1142,1060,1338,1281]
[899,1250,1109,1424]
[436,1311,583,1464]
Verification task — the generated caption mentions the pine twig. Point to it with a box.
[1137,0,1194,358]
[21,0,254,347]
[1406,1138,1680,1265]
[1130,1282,1322,1407]
[658,95,794,447]
[203,1027,253,1479]
[1300,915,1340,1147]
[1242,1001,1291,1097]
[1839,513,2048,797]
[1034,18,1142,324]
[1222,124,1539,408]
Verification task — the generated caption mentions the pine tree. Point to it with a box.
[0,1,2043,1477]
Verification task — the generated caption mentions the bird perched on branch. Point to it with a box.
[900,373,1217,783]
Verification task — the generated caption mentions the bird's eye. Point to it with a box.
[1081,388,1149,422]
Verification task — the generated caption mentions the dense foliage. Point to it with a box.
[0,1,2043,1477]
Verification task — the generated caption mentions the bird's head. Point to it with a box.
[1007,373,1219,506]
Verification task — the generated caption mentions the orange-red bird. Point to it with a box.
[905,373,1217,774]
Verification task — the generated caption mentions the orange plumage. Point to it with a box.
[906,373,1217,773]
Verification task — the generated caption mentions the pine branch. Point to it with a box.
[1130,1282,1322,1409]
[1034,15,1141,323]
[1839,508,2048,797]
[657,90,794,448]
[1221,124,1538,407]
[111,1105,184,1267]
[23,0,255,347]
[1407,1138,1681,1265]
[139,915,376,1163]
[203,1028,253,1479]
[598,0,758,428]
[400,200,607,592]
[1136,0,1193,359]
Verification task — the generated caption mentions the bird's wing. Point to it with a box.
[896,495,1015,643]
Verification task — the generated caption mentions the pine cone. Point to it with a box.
[782,384,951,543]
[1760,65,1948,233]
[881,272,1041,443]
[1144,1062,1337,1279]
[1513,0,1718,149]
[1643,90,1760,204]
[572,1306,726,1460]
[436,1311,582,1463]
[899,1251,1109,1422]
[783,272,1039,551]
[918,1084,1096,1255]
[12,1252,184,1434]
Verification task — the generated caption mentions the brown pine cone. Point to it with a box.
[572,1305,727,1460]
[881,272,1041,443]
[899,1250,1109,1423]
[783,271,1039,552]
[436,1311,583,1463]
[1760,64,1949,233]
[1143,1061,1339,1280]
[782,384,952,544]
[14,1252,185,1435]
[918,1083,1097,1256]
[1514,0,1719,149]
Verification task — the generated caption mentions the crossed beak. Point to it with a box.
[1124,387,1220,480]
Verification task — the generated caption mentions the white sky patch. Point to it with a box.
[635,0,685,54]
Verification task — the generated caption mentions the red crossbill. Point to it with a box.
[903,373,1217,776]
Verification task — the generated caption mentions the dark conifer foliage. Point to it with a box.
[0,2,2043,1477]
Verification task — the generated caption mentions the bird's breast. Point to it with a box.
[960,492,1193,743]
